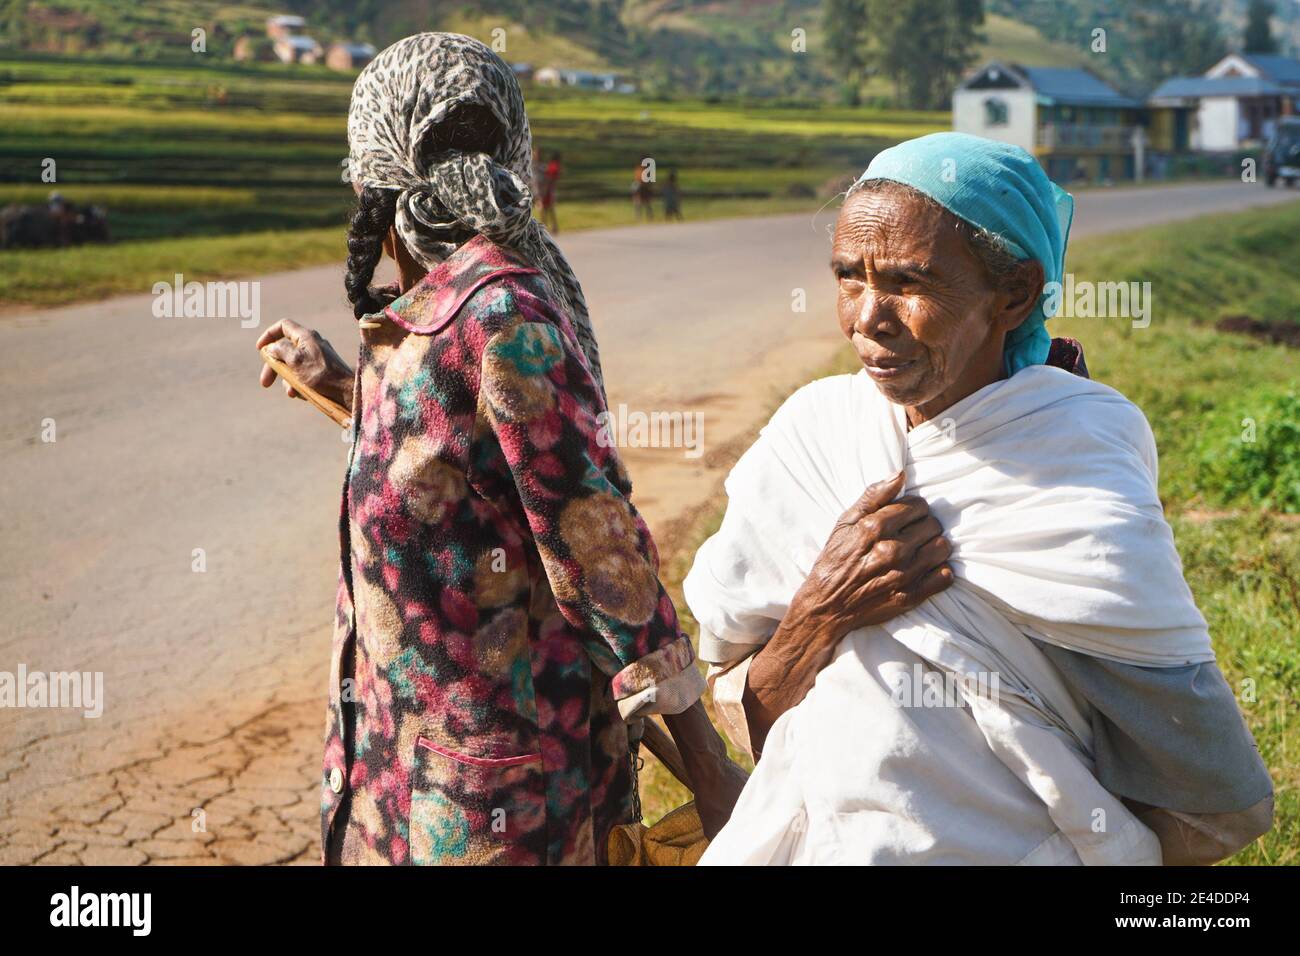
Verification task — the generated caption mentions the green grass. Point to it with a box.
[1049,200,1300,513]
[0,55,943,203]
[0,52,945,308]
[639,200,1300,865]
[0,226,341,307]
[0,0,1099,101]
[976,12,1095,69]
[1171,513,1300,864]
[0,0,288,60]
[0,196,820,308]
[433,11,616,71]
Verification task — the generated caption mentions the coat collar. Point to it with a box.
[375,234,541,335]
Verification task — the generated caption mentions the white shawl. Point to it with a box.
[684,366,1214,865]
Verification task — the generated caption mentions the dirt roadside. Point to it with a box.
[0,315,847,866]
[7,186,1298,864]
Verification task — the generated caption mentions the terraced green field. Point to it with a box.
[0,52,945,307]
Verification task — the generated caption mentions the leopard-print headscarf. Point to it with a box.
[346,32,605,396]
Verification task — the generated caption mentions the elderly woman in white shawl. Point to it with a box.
[684,132,1273,865]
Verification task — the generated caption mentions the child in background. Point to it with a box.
[662,169,683,221]
[632,159,654,221]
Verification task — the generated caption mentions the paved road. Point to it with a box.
[1,181,1295,864]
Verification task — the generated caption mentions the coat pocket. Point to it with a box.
[409,735,547,865]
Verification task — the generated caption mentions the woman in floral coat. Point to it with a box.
[256,33,745,865]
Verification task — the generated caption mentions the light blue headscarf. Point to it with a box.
[854,132,1074,376]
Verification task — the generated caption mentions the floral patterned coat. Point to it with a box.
[320,235,706,865]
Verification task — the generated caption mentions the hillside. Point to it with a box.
[4,0,1294,99]
[0,0,1162,100]
[992,0,1300,54]
[977,12,1094,69]
[988,0,1300,91]
[0,45,947,304]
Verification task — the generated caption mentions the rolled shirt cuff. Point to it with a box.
[706,655,757,761]
[611,635,707,720]
[697,625,766,667]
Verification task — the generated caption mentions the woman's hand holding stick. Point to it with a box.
[256,319,355,425]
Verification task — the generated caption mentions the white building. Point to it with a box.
[531,67,634,93]
[952,62,1040,152]
[265,15,306,41]
[953,62,1147,182]
[1150,53,1300,151]
[274,34,322,65]
[326,42,377,71]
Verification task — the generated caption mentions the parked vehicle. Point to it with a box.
[1263,117,1300,187]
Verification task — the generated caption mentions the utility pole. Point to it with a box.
[1131,126,1147,184]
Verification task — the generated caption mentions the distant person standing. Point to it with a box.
[662,168,682,221]
[632,159,654,221]
[541,150,562,233]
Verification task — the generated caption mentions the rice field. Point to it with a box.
[0,52,944,308]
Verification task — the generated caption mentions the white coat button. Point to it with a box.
[329,767,344,794]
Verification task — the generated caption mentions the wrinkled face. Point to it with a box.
[832,187,1006,420]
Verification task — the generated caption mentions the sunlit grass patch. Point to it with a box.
[0,51,940,305]
[0,196,820,309]
[0,226,344,307]
[0,183,258,209]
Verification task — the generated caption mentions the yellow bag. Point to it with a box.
[607,802,709,866]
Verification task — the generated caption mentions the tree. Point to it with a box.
[1244,0,1278,54]
[823,0,870,105]
[823,0,984,110]
[1124,0,1225,92]
[885,0,985,110]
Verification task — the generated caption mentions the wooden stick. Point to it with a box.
[260,345,352,428]
[260,344,693,793]
[640,718,693,793]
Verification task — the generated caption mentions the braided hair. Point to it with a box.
[344,186,399,319]
[345,34,607,399]
[344,105,500,320]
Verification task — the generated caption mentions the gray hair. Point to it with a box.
[847,178,1025,288]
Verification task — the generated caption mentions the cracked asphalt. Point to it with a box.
[3,186,1297,864]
